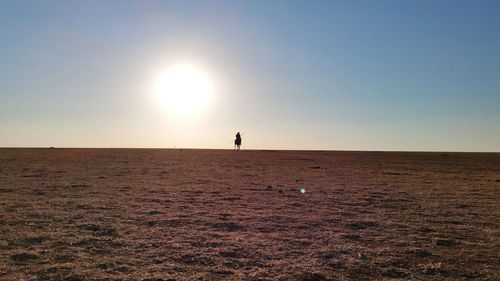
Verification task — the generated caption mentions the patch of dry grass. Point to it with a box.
[0,149,498,280]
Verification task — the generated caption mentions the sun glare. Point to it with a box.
[154,63,213,117]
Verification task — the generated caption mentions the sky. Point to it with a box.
[0,0,499,151]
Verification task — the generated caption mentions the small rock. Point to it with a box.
[343,234,361,240]
[418,227,434,233]
[435,238,458,246]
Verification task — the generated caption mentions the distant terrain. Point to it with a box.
[0,149,499,280]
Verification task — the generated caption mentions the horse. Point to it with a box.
[234,132,242,150]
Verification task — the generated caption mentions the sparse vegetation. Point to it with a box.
[0,149,498,280]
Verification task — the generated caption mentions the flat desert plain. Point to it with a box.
[0,149,499,280]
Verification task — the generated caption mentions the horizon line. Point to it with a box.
[0,146,499,153]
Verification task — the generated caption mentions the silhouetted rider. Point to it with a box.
[234,132,242,150]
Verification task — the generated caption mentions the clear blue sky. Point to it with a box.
[1,0,499,151]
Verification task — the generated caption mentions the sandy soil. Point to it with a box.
[0,148,498,280]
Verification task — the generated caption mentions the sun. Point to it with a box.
[154,63,213,117]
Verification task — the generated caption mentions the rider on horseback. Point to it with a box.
[234,132,242,150]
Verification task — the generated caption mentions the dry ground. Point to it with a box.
[0,148,499,280]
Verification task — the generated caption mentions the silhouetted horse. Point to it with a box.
[234,132,242,150]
